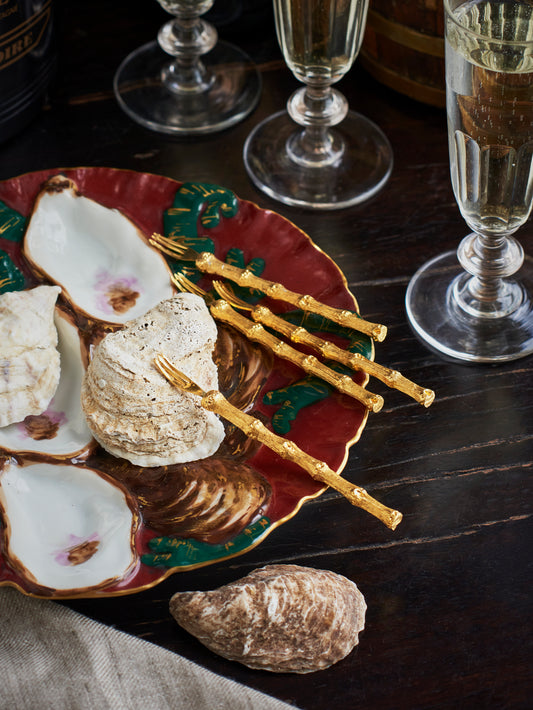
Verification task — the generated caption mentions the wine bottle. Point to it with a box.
[0,0,56,143]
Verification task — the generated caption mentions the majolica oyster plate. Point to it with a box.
[0,167,373,599]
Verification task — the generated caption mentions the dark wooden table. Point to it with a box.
[1,2,531,708]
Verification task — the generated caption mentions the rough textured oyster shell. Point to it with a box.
[0,308,93,455]
[81,292,225,466]
[170,564,366,673]
[0,285,61,427]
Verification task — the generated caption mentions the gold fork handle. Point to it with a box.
[211,300,384,412]
[200,389,401,530]
[250,305,434,407]
[195,252,387,342]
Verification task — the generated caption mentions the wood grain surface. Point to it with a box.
[1,1,531,708]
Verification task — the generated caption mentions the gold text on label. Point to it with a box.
[0,1,51,72]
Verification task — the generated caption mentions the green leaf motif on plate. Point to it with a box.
[142,516,271,568]
[163,181,238,241]
[0,200,26,243]
[163,183,266,302]
[163,182,241,284]
[0,250,25,293]
[264,311,373,435]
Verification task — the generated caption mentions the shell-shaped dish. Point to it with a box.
[22,175,174,324]
[114,456,271,544]
[0,461,139,594]
[0,309,94,457]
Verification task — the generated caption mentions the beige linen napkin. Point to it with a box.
[0,587,299,710]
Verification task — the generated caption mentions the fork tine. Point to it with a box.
[154,354,177,383]
[154,354,204,396]
[148,232,194,261]
[170,271,187,293]
[149,233,188,258]
[171,271,207,298]
[155,354,181,384]
[212,280,251,311]
[148,232,174,249]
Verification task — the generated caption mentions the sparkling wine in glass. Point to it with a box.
[243,0,393,210]
[113,0,261,135]
[406,0,533,362]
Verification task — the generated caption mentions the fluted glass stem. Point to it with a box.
[285,85,348,167]
[113,0,261,135]
[452,232,525,318]
[158,15,217,94]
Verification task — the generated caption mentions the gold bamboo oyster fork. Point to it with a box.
[213,280,435,408]
[154,354,402,531]
[149,232,387,342]
[172,272,384,413]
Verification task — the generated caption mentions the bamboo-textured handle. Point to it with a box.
[200,389,402,530]
[249,305,434,407]
[195,252,387,342]
[210,300,384,412]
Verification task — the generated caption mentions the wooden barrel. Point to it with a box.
[360,0,445,108]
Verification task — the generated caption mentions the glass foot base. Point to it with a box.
[113,40,261,135]
[243,110,393,210]
[405,251,533,363]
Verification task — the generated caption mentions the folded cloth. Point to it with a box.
[0,587,299,710]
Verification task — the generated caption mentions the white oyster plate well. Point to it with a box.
[0,462,139,594]
[0,309,93,457]
[23,175,174,324]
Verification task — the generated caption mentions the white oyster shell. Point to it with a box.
[0,462,138,593]
[0,309,93,456]
[23,176,174,324]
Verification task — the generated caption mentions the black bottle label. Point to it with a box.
[0,0,55,142]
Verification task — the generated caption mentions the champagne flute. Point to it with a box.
[406,0,533,362]
[113,0,261,135]
[243,0,393,210]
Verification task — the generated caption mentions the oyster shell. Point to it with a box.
[170,564,367,673]
[81,292,225,466]
[0,461,139,593]
[22,176,174,324]
[0,285,61,427]
[0,308,93,455]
